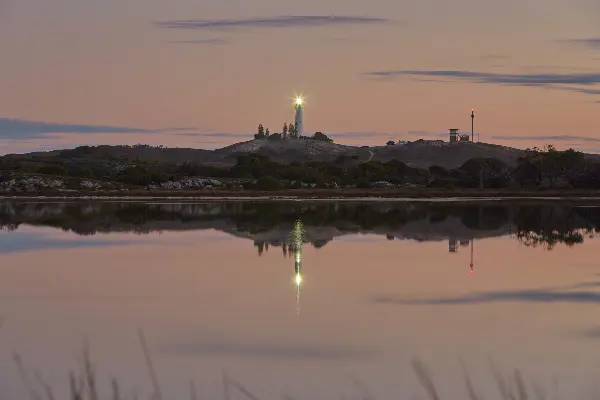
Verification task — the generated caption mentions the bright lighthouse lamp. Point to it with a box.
[293,95,304,136]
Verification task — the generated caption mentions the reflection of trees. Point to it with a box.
[460,206,509,231]
[1,201,600,250]
[515,230,584,250]
[512,206,599,250]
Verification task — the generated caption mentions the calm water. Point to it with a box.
[1,200,600,399]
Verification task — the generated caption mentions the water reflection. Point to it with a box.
[1,201,600,399]
[291,220,304,316]
[1,201,598,253]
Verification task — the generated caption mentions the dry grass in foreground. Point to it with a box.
[11,330,559,400]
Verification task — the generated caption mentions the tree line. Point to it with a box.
[1,143,600,190]
[254,123,333,143]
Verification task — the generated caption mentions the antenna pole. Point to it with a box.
[471,109,475,142]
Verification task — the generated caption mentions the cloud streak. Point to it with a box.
[0,118,155,140]
[373,289,600,305]
[174,132,248,138]
[327,131,447,139]
[559,38,600,49]
[154,15,391,31]
[168,39,228,45]
[492,135,600,143]
[364,69,600,99]
[364,70,600,87]
[0,231,142,254]
[0,118,191,140]
[371,281,600,306]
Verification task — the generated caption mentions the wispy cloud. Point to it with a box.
[327,132,392,138]
[168,39,228,45]
[492,135,600,142]
[570,87,600,95]
[0,118,160,140]
[404,130,448,138]
[327,131,447,139]
[371,281,600,305]
[363,69,600,98]
[0,231,142,254]
[0,118,196,140]
[364,70,600,86]
[154,15,391,31]
[558,38,600,49]
[174,132,248,138]
[580,327,600,339]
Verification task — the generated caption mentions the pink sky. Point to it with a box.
[0,0,599,154]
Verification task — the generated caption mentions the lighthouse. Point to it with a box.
[294,96,304,137]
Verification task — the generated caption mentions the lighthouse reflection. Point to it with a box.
[290,219,304,316]
[255,219,306,315]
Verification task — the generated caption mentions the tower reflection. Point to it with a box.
[448,238,476,274]
[290,219,304,316]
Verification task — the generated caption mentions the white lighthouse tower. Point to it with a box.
[294,96,304,137]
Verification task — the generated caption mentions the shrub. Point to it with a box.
[312,132,334,143]
[255,176,282,190]
[356,178,372,189]
[37,165,68,176]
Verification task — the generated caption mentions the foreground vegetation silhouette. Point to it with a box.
[10,329,562,400]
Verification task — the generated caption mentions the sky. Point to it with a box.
[0,0,599,154]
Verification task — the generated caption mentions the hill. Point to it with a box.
[6,136,600,172]
[2,138,600,194]
[213,139,372,165]
[370,140,525,169]
[6,138,600,170]
[0,139,526,168]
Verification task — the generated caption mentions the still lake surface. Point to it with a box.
[1,200,600,399]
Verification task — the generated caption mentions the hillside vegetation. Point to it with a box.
[1,140,600,192]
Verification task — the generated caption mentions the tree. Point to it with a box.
[37,165,68,176]
[288,122,297,139]
[267,132,282,140]
[429,165,449,177]
[254,124,265,139]
[386,140,395,146]
[282,123,288,140]
[265,128,270,137]
[517,145,584,188]
[555,148,584,183]
[255,176,282,190]
[312,132,333,143]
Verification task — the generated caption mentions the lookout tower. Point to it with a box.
[449,129,459,143]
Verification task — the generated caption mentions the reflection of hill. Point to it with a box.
[0,201,599,250]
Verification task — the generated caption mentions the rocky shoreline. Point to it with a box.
[2,173,600,201]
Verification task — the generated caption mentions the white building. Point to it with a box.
[294,97,304,136]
